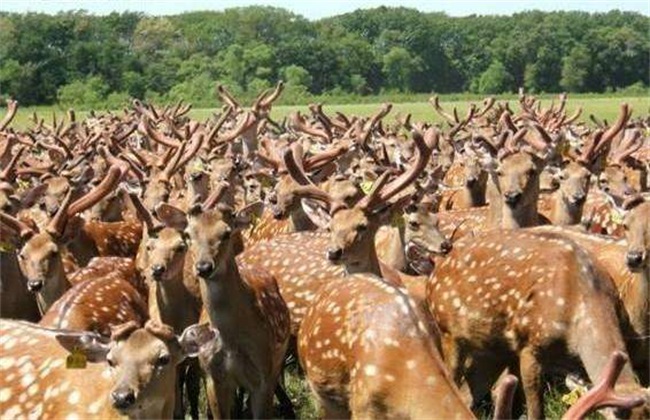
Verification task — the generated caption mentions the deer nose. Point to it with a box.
[440,240,453,254]
[27,280,43,292]
[626,251,644,269]
[151,264,165,280]
[504,191,522,206]
[111,388,136,410]
[572,193,586,204]
[195,261,214,277]
[327,248,343,261]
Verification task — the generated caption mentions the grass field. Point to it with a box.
[9,95,649,130]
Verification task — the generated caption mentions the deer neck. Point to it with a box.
[199,236,257,338]
[486,173,502,228]
[344,235,382,277]
[151,255,199,332]
[38,259,70,314]
[462,181,487,208]
[551,190,582,226]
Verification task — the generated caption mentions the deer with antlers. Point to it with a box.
[0,164,132,313]
[153,183,291,418]
[0,319,219,419]
[425,227,650,418]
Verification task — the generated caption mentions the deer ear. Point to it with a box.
[234,201,264,227]
[301,199,331,230]
[156,203,188,230]
[55,331,111,363]
[178,323,222,360]
[19,183,48,208]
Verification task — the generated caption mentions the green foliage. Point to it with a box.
[57,76,110,108]
[0,8,647,106]
[478,61,513,94]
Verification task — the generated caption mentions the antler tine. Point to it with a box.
[376,128,437,203]
[66,164,125,218]
[161,140,187,181]
[561,351,645,420]
[565,107,583,125]
[290,112,331,142]
[449,104,477,138]
[601,103,631,144]
[356,169,393,211]
[0,211,36,239]
[218,112,256,144]
[139,117,182,149]
[0,145,25,181]
[429,96,456,124]
[577,130,605,165]
[590,114,604,128]
[172,133,205,174]
[45,188,75,237]
[499,111,518,133]
[610,129,642,166]
[304,144,348,172]
[477,97,496,117]
[216,85,242,112]
[127,191,162,233]
[283,143,312,186]
[207,106,234,145]
[309,103,335,137]
[492,373,518,420]
[258,81,285,109]
[202,181,230,211]
[365,103,393,133]
[526,124,554,153]
[0,99,18,131]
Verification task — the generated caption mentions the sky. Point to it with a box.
[0,0,648,19]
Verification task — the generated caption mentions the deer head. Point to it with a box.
[621,197,649,271]
[56,321,220,417]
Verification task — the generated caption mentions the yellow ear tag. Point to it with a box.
[391,212,405,229]
[561,387,585,406]
[610,209,623,225]
[66,347,87,369]
[309,144,323,154]
[0,242,15,253]
[360,181,373,195]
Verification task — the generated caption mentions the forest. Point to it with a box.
[0,6,648,107]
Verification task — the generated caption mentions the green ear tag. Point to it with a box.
[66,347,87,369]
[260,178,273,189]
[360,181,373,195]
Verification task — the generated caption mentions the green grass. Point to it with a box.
[9,94,649,130]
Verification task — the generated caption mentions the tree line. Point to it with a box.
[0,6,648,107]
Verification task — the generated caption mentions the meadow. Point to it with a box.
[10,94,649,130]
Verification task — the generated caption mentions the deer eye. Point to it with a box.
[496,170,504,177]
[526,168,536,176]
[356,224,367,232]
[107,357,116,368]
[408,221,420,229]
[221,229,231,240]
[176,243,187,252]
[155,354,170,367]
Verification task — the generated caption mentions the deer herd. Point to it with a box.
[0,84,648,419]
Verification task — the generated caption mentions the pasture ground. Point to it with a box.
[9,95,650,130]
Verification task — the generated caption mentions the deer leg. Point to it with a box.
[174,364,187,419]
[275,380,296,419]
[519,346,544,420]
[250,383,275,419]
[186,359,202,419]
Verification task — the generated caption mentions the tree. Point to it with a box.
[382,47,421,92]
[478,61,513,94]
[282,65,312,88]
[560,45,591,92]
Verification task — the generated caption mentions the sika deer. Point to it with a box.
[0,164,127,313]
[426,230,650,419]
[298,273,472,419]
[182,183,290,418]
[0,319,219,419]
[130,191,204,418]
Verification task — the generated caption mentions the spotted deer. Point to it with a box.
[129,191,204,418]
[298,272,473,419]
[425,230,650,418]
[237,130,439,350]
[0,164,128,313]
[174,183,290,418]
[529,198,649,385]
[0,319,219,419]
